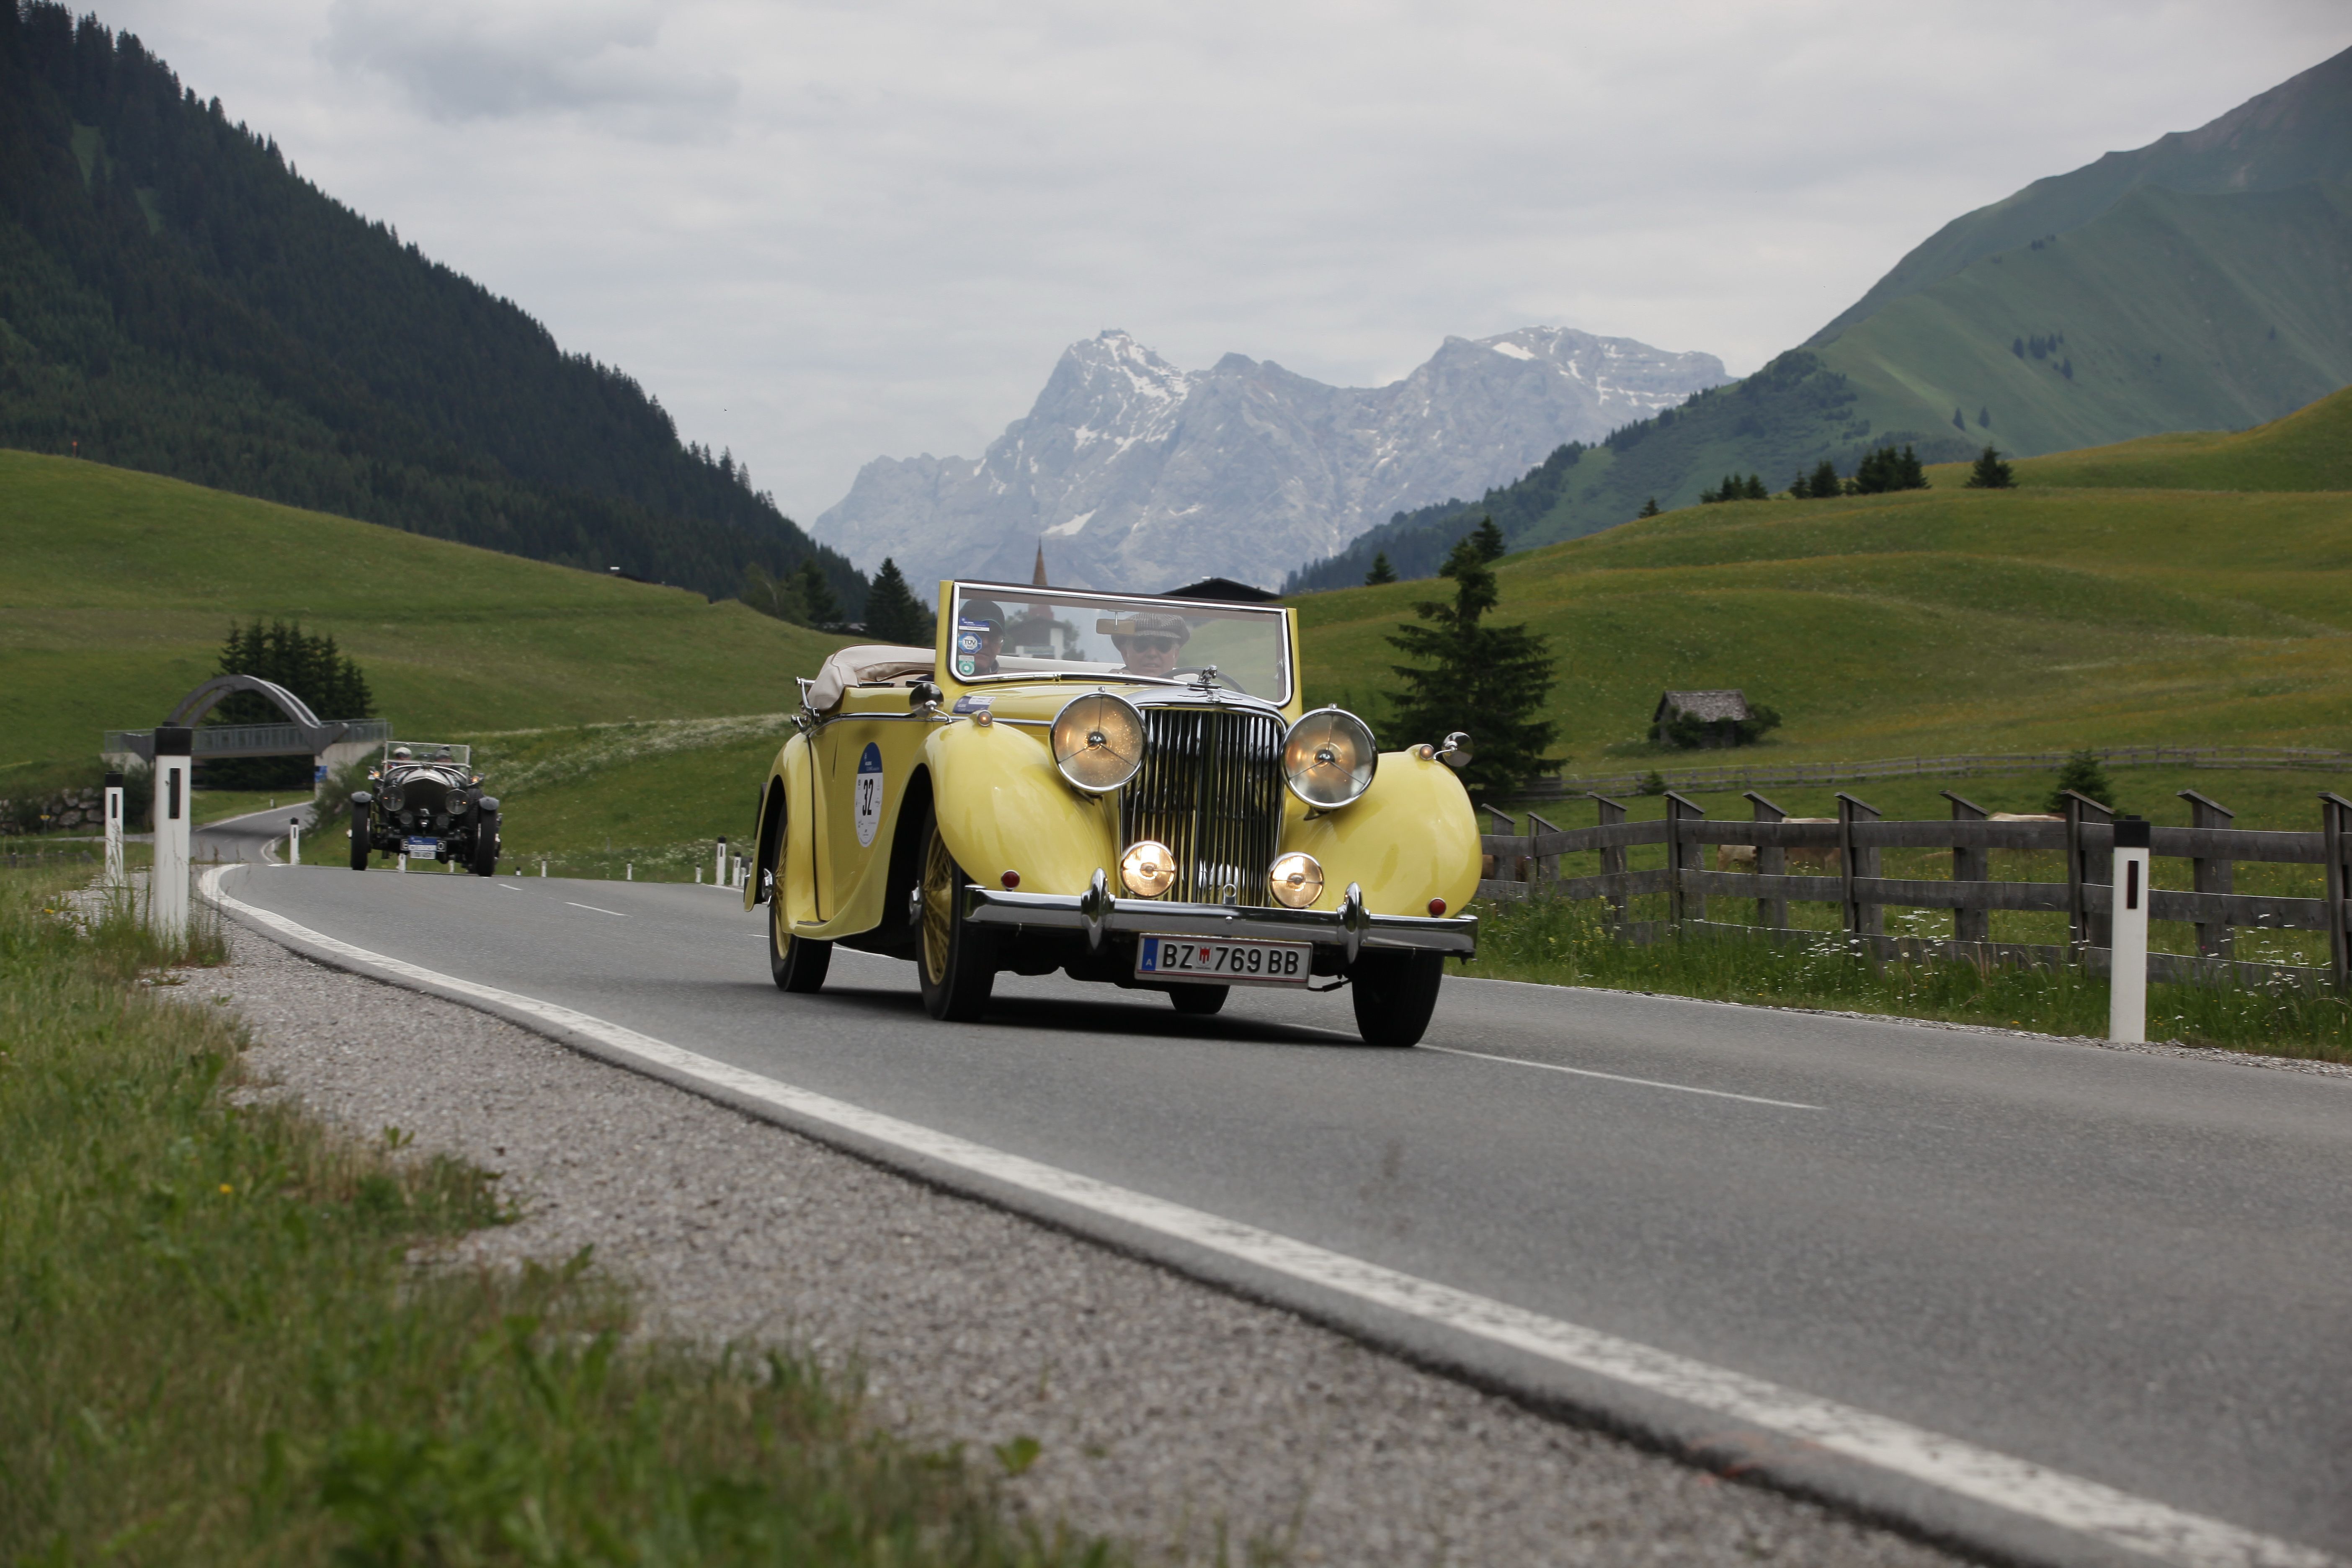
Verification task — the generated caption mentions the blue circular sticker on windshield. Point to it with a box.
[958,632,980,652]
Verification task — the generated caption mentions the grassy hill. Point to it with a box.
[1295,437,2352,772]
[2000,382,2352,491]
[0,450,849,776]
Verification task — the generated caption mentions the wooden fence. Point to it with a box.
[1516,745,2352,802]
[1476,786,2352,990]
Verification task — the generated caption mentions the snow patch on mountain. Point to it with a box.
[814,325,1729,594]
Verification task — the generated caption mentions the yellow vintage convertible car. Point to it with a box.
[744,579,1480,1046]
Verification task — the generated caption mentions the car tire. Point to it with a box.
[770,890,832,993]
[917,809,995,1021]
[470,810,499,877]
[349,803,370,870]
[1168,985,1228,1016]
[1350,949,1444,1047]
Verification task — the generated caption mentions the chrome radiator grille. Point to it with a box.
[1122,707,1287,906]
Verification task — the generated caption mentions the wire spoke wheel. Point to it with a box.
[917,810,994,1021]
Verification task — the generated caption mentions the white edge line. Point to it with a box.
[196,865,2337,1568]
[565,902,629,917]
[1419,1044,1823,1109]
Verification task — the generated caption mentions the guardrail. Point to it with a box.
[1477,785,2352,991]
[1516,745,2352,802]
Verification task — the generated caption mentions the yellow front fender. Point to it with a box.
[1281,750,1480,917]
[923,720,1119,896]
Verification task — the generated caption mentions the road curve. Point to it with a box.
[213,863,2352,1567]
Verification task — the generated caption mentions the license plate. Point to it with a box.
[1135,934,1311,987]
[405,837,441,858]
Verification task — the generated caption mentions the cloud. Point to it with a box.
[321,0,736,132]
[93,0,2352,526]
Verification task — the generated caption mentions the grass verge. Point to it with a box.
[1464,897,2352,1065]
[0,865,1114,1567]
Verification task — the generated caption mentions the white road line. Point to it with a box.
[197,865,2337,1568]
[496,883,519,892]
[1418,1044,1823,1110]
[565,901,629,917]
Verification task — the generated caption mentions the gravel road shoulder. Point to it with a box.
[204,919,1963,1568]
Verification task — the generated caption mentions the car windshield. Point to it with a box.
[946,582,1290,702]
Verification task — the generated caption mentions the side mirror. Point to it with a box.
[909,681,943,710]
[1438,732,1472,770]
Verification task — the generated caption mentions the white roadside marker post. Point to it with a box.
[288,817,302,865]
[103,770,124,887]
[627,862,634,882]
[2110,815,2151,1043]
[398,852,408,873]
[715,836,727,887]
[149,727,192,944]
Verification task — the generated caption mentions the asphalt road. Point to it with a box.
[216,860,2352,1563]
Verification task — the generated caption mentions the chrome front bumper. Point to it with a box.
[959,872,1476,962]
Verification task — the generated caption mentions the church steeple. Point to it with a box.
[1032,539,1048,588]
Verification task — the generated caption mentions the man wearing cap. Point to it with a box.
[953,599,1005,678]
[1114,614,1190,678]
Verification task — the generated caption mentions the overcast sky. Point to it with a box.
[98,1,2352,524]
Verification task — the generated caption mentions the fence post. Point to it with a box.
[1745,791,1787,932]
[1591,793,1628,933]
[1942,790,1990,946]
[1836,792,1881,944]
[1526,810,1562,892]
[150,726,192,944]
[103,770,124,887]
[2177,789,2235,958]
[1664,792,1706,926]
[2324,794,2352,992]
[2110,816,2150,1042]
[2061,789,2115,953]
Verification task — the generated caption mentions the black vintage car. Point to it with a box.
[349,742,500,874]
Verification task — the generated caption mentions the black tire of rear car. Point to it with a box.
[770,888,832,993]
[470,809,499,877]
[1349,949,1445,1047]
[917,807,995,1021]
[348,802,370,870]
[1168,985,1228,1016]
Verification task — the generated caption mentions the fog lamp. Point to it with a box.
[1119,840,1176,897]
[1267,852,1324,909]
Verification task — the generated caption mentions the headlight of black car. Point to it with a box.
[1050,693,1146,794]
[1281,708,1377,808]
[445,789,467,814]
[383,785,406,811]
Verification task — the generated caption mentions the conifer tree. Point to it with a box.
[2044,750,2115,813]
[1638,497,1661,518]
[1963,446,2015,490]
[861,557,934,644]
[1742,474,1768,500]
[1808,459,1841,499]
[796,558,845,630]
[1384,536,1559,802]
[1364,552,1398,585]
[738,561,807,624]
[1468,516,1507,562]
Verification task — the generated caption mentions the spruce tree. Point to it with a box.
[862,557,934,645]
[1808,459,1840,499]
[738,562,807,624]
[1743,474,1768,500]
[1384,536,1559,802]
[1896,445,1926,489]
[1638,497,1661,518]
[2044,750,2115,813]
[1978,406,1991,428]
[1963,446,2014,490]
[1364,552,1398,585]
[1468,516,1507,562]
[796,558,845,630]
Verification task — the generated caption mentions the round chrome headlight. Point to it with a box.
[383,785,406,811]
[445,789,467,814]
[1051,693,1146,794]
[1119,840,1176,897]
[1281,708,1377,808]
[1267,851,1324,908]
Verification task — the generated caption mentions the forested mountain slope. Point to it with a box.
[0,5,863,609]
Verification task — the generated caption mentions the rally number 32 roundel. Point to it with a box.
[854,742,885,848]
